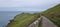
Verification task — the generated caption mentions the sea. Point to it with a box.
[0,11,22,27]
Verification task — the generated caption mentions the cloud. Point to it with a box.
[0,0,60,7]
[0,0,60,11]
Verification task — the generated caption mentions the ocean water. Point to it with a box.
[0,11,22,27]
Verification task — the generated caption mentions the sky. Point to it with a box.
[0,0,60,11]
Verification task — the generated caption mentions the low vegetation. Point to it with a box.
[6,13,40,27]
[38,18,42,27]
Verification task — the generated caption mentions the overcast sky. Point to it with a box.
[0,0,60,11]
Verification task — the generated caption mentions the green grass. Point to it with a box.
[41,4,60,27]
[38,18,42,27]
[6,13,40,27]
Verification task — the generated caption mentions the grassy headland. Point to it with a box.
[6,13,40,27]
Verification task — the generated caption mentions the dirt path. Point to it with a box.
[28,18,41,27]
[28,16,58,27]
[41,16,58,27]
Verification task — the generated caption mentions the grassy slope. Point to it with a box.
[41,4,60,27]
[6,13,40,27]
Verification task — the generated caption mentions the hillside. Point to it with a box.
[6,13,40,27]
[41,4,60,27]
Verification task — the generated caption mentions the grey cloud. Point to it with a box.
[0,0,60,11]
[0,0,60,7]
